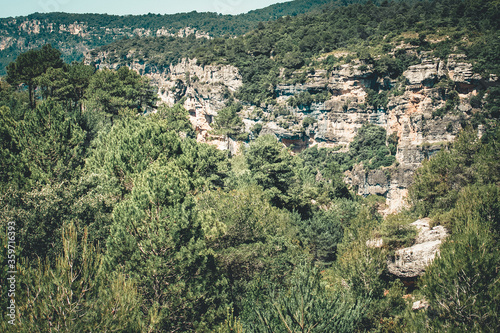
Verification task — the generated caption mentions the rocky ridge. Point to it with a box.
[0,18,209,51]
[0,16,215,74]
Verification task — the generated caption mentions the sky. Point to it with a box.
[1,0,292,18]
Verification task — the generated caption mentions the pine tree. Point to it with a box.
[6,44,64,109]
[246,263,365,333]
[104,161,221,332]
[415,185,500,332]
[0,223,143,332]
[0,106,28,189]
[246,134,293,208]
[83,66,157,125]
[19,99,87,185]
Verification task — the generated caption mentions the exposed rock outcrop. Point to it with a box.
[85,51,493,212]
[387,218,448,278]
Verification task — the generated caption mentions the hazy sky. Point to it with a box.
[1,0,292,18]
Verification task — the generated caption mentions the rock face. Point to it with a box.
[86,51,496,211]
[0,17,212,74]
[387,218,448,278]
[255,53,494,212]
[88,56,243,145]
[152,58,243,144]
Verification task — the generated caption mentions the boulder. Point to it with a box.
[403,58,441,86]
[412,299,429,311]
[387,218,448,278]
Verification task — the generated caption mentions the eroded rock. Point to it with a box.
[387,218,448,278]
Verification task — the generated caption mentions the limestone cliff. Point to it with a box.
[0,15,213,74]
[86,51,497,211]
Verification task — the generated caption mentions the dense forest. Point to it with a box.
[1,0,499,332]
[0,0,377,74]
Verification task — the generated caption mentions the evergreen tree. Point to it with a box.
[34,62,95,111]
[415,185,500,331]
[245,263,365,333]
[19,99,87,185]
[245,134,293,208]
[0,223,143,332]
[155,102,194,136]
[0,106,27,190]
[84,66,156,125]
[6,44,64,109]
[196,186,301,314]
[212,102,248,141]
[103,161,221,332]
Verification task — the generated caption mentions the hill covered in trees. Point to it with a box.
[91,0,499,104]
[0,0,499,332]
[0,0,383,75]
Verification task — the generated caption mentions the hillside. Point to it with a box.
[0,0,358,75]
[86,0,500,211]
[0,0,499,332]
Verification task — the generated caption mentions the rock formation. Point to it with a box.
[86,50,497,211]
[387,218,448,278]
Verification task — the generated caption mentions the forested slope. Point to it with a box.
[0,0,374,74]
[0,0,499,332]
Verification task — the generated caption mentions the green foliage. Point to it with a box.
[34,62,95,111]
[0,106,27,190]
[0,176,118,264]
[302,116,316,129]
[296,209,345,264]
[1,2,499,331]
[373,51,420,79]
[335,205,385,299]
[289,146,351,213]
[473,86,500,127]
[104,160,220,331]
[245,263,365,333]
[365,88,389,110]
[216,308,244,333]
[327,203,416,331]
[245,135,294,208]
[18,100,88,186]
[212,102,248,140]
[0,223,143,332]
[191,0,500,106]
[432,90,459,118]
[155,102,194,136]
[378,213,417,250]
[250,122,263,136]
[288,91,313,108]
[196,186,301,316]
[84,66,157,125]
[0,0,336,76]
[406,128,500,331]
[409,127,500,218]
[346,122,396,170]
[415,186,500,331]
[0,98,90,190]
[6,44,64,109]
[86,116,227,197]
[93,35,210,70]
[387,131,399,155]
